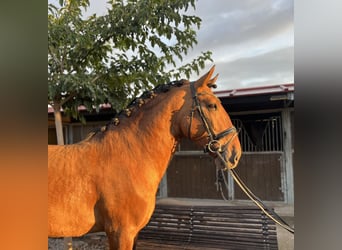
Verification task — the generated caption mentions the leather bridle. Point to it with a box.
[187,82,295,234]
[188,82,239,164]
[186,82,295,234]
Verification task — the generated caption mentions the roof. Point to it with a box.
[214,83,294,98]
[48,103,112,114]
[48,83,294,114]
[216,83,294,113]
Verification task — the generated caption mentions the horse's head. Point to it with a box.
[177,66,242,169]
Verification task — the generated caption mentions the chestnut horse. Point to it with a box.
[48,66,242,250]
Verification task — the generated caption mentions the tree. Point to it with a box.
[48,0,212,145]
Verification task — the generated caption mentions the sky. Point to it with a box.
[188,0,294,90]
[60,0,294,91]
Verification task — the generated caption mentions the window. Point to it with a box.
[232,115,283,152]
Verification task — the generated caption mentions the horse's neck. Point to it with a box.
[133,93,181,154]
[106,91,183,179]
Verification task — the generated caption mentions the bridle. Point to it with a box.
[187,83,295,234]
[188,82,239,168]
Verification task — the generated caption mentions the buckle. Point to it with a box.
[205,140,222,153]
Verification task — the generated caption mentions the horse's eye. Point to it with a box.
[207,103,217,110]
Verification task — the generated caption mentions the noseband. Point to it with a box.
[188,82,238,154]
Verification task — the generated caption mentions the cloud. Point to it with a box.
[193,0,293,48]
[78,0,294,90]
[184,0,294,89]
[214,46,294,90]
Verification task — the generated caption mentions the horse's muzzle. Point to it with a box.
[214,144,241,170]
[204,139,241,170]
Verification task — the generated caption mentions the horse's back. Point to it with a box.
[48,144,99,236]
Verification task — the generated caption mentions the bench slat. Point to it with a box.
[138,204,278,249]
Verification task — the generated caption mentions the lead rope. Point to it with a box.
[216,152,295,234]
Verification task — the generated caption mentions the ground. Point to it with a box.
[48,198,294,250]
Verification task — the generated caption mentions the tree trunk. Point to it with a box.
[52,103,72,249]
[53,102,65,145]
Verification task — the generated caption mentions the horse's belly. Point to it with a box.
[48,163,99,236]
[48,219,95,237]
[48,203,96,237]
[48,185,98,237]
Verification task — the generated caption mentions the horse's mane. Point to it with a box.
[82,79,189,142]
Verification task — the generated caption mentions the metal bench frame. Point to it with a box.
[138,204,278,249]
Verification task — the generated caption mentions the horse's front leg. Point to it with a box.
[133,234,139,250]
[106,229,136,250]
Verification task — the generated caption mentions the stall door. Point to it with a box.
[234,153,284,201]
[167,154,222,199]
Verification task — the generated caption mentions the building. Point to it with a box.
[163,84,294,203]
[48,83,294,204]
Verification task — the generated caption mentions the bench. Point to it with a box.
[138,204,278,249]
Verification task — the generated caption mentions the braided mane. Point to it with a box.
[83,79,188,142]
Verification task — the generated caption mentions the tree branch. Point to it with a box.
[60,91,78,106]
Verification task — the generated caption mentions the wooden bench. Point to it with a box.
[138,204,278,250]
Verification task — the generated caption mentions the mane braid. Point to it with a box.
[83,79,187,142]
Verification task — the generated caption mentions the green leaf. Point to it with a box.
[48,0,212,127]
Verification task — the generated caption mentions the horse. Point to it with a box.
[48,66,242,250]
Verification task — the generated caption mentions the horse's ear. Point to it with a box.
[194,65,216,90]
[207,74,218,89]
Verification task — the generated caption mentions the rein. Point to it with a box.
[216,153,295,234]
[188,82,295,234]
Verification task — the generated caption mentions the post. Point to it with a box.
[282,109,294,203]
[227,170,234,200]
[158,173,168,197]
